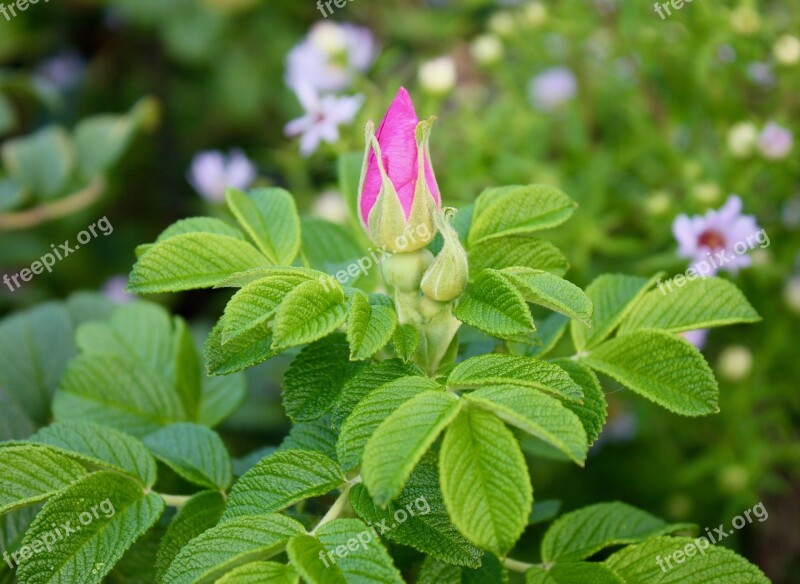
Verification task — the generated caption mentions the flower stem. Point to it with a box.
[0,177,105,230]
[502,557,535,573]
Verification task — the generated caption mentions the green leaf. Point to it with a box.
[391,324,420,362]
[541,502,695,562]
[514,312,569,358]
[549,359,607,445]
[204,317,280,376]
[338,151,363,224]
[162,513,305,584]
[0,445,86,514]
[0,302,77,424]
[300,217,373,288]
[53,353,186,436]
[148,217,246,250]
[525,563,623,583]
[280,417,339,461]
[468,236,568,276]
[272,279,348,349]
[349,459,482,568]
[346,292,398,360]
[73,113,136,178]
[225,187,301,265]
[215,561,298,584]
[128,233,269,294]
[143,423,232,490]
[417,555,507,584]
[362,391,461,504]
[155,491,225,583]
[529,500,562,525]
[440,407,532,555]
[337,376,440,472]
[503,269,592,325]
[198,370,247,426]
[171,318,202,420]
[0,389,35,441]
[618,278,760,335]
[221,273,314,344]
[214,266,320,289]
[465,385,588,465]
[455,269,534,339]
[282,334,357,422]
[447,354,583,402]
[331,359,422,429]
[222,450,344,521]
[582,330,719,416]
[1,125,75,199]
[605,536,770,583]
[571,274,660,351]
[468,185,577,246]
[16,471,165,584]
[29,421,156,488]
[288,518,404,584]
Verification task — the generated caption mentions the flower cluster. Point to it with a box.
[284,21,376,156]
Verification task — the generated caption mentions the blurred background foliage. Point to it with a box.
[0,0,798,581]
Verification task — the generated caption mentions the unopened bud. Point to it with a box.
[421,208,469,301]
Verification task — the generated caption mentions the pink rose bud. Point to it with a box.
[357,87,440,252]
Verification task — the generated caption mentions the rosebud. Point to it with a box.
[421,208,469,301]
[358,88,440,252]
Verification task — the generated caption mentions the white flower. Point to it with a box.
[284,84,364,157]
[774,34,800,65]
[523,2,547,27]
[784,276,800,314]
[471,34,503,66]
[285,22,376,94]
[418,56,457,95]
[716,345,753,381]
[730,7,760,35]
[672,195,761,276]
[488,11,515,37]
[187,149,257,202]
[313,190,350,224]
[727,122,758,157]
[528,67,577,111]
[758,121,793,160]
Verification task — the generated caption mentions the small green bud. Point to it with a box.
[382,249,434,292]
[421,208,469,301]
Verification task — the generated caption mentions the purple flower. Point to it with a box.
[528,67,577,111]
[187,149,257,202]
[284,84,364,157]
[672,195,761,276]
[746,62,775,86]
[285,22,376,94]
[35,51,85,91]
[758,121,793,160]
[681,329,709,350]
[102,276,135,304]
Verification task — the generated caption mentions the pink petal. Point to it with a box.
[361,87,420,223]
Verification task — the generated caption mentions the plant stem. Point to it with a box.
[159,493,192,509]
[502,557,535,573]
[0,177,105,230]
[311,484,352,534]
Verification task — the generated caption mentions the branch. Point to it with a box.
[0,176,106,231]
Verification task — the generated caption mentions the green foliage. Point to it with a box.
[222,449,343,520]
[455,269,535,339]
[439,407,532,555]
[346,292,398,360]
[16,472,164,584]
[540,502,694,562]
